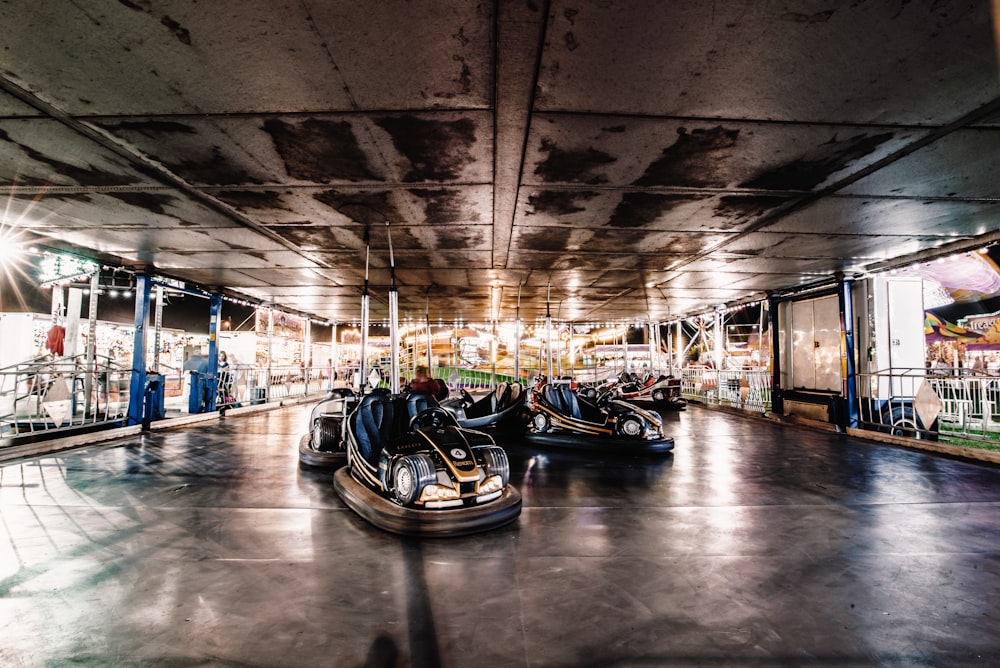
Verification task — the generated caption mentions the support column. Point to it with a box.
[205,294,221,412]
[676,322,683,372]
[768,294,783,415]
[838,277,858,429]
[647,321,657,374]
[127,273,151,426]
[84,271,99,417]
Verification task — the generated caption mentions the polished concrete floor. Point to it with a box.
[2,404,1000,667]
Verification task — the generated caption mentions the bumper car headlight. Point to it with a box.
[478,474,504,495]
[419,483,461,503]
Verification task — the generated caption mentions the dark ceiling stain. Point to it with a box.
[608,193,701,228]
[115,3,190,45]
[160,15,192,45]
[267,225,353,250]
[740,132,895,192]
[0,128,140,187]
[411,189,478,224]
[527,190,598,216]
[173,145,261,186]
[314,190,402,225]
[374,116,477,182]
[432,225,482,250]
[781,10,835,23]
[651,234,712,255]
[215,189,288,212]
[518,227,570,253]
[534,139,616,184]
[454,56,472,95]
[105,190,178,216]
[264,118,380,183]
[634,126,740,188]
[713,195,790,228]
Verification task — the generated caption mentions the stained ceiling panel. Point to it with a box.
[1,0,998,325]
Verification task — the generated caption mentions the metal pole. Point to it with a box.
[206,294,221,412]
[387,222,400,395]
[153,285,163,373]
[676,321,683,371]
[769,294,783,414]
[359,229,371,393]
[389,288,400,394]
[648,321,656,374]
[545,284,553,380]
[838,277,858,429]
[267,308,273,402]
[304,318,311,395]
[84,270,99,417]
[622,326,629,372]
[514,285,522,382]
[425,289,432,375]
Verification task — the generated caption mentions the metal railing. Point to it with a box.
[853,367,1000,443]
[0,354,131,439]
[680,367,772,413]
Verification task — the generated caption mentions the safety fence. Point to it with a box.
[679,367,773,413]
[0,354,131,439]
[0,359,335,443]
[852,368,1000,444]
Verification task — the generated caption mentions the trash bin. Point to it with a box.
[189,371,207,413]
[145,373,165,423]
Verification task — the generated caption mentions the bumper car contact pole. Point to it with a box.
[546,281,554,380]
[360,228,370,394]
[514,285,521,382]
[387,221,400,395]
[425,288,432,376]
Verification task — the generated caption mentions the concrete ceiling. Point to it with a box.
[2,1,1000,325]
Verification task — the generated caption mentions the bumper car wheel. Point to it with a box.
[312,418,340,452]
[391,454,437,506]
[651,388,666,401]
[531,411,551,433]
[616,414,644,438]
[478,445,510,486]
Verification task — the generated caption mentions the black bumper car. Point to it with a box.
[526,379,674,454]
[586,371,687,411]
[298,388,359,468]
[440,381,527,431]
[333,389,522,536]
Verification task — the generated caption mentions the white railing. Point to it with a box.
[680,367,772,413]
[0,354,131,439]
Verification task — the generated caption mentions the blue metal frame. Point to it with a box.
[205,294,222,412]
[838,276,859,428]
[127,273,151,426]
[767,293,783,414]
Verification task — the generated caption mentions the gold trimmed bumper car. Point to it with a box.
[526,378,674,454]
[440,381,528,431]
[298,388,358,468]
[333,389,522,536]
